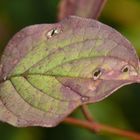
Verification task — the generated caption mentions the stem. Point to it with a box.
[64,117,140,140]
[81,105,93,122]
[81,104,99,132]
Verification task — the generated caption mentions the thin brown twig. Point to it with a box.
[81,104,99,132]
[64,117,140,140]
[81,104,93,122]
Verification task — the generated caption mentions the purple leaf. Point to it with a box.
[0,16,140,127]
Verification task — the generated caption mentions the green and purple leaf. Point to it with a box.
[0,16,140,127]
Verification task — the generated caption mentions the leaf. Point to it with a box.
[0,16,140,127]
[58,0,107,20]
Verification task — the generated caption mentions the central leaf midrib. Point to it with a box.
[9,54,129,80]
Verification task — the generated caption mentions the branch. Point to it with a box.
[81,104,99,132]
[64,117,140,140]
[81,104,93,122]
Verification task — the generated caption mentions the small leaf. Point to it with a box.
[0,16,140,127]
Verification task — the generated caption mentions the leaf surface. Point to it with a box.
[0,16,140,127]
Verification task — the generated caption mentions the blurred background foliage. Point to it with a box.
[0,0,140,140]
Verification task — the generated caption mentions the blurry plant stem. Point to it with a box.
[64,117,140,140]
[81,104,94,122]
[81,104,99,132]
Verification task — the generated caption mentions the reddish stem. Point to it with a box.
[81,104,93,122]
[64,117,140,140]
[81,105,99,132]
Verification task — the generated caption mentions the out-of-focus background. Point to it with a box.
[0,0,140,140]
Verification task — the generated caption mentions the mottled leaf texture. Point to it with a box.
[0,16,140,127]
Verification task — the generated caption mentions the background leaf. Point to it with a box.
[58,0,107,20]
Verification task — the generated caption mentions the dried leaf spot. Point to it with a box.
[81,96,89,102]
[93,68,102,80]
[46,28,62,39]
[107,71,114,76]
[17,33,25,39]
[17,34,20,37]
[13,59,18,65]
[121,65,129,73]
[88,84,96,91]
